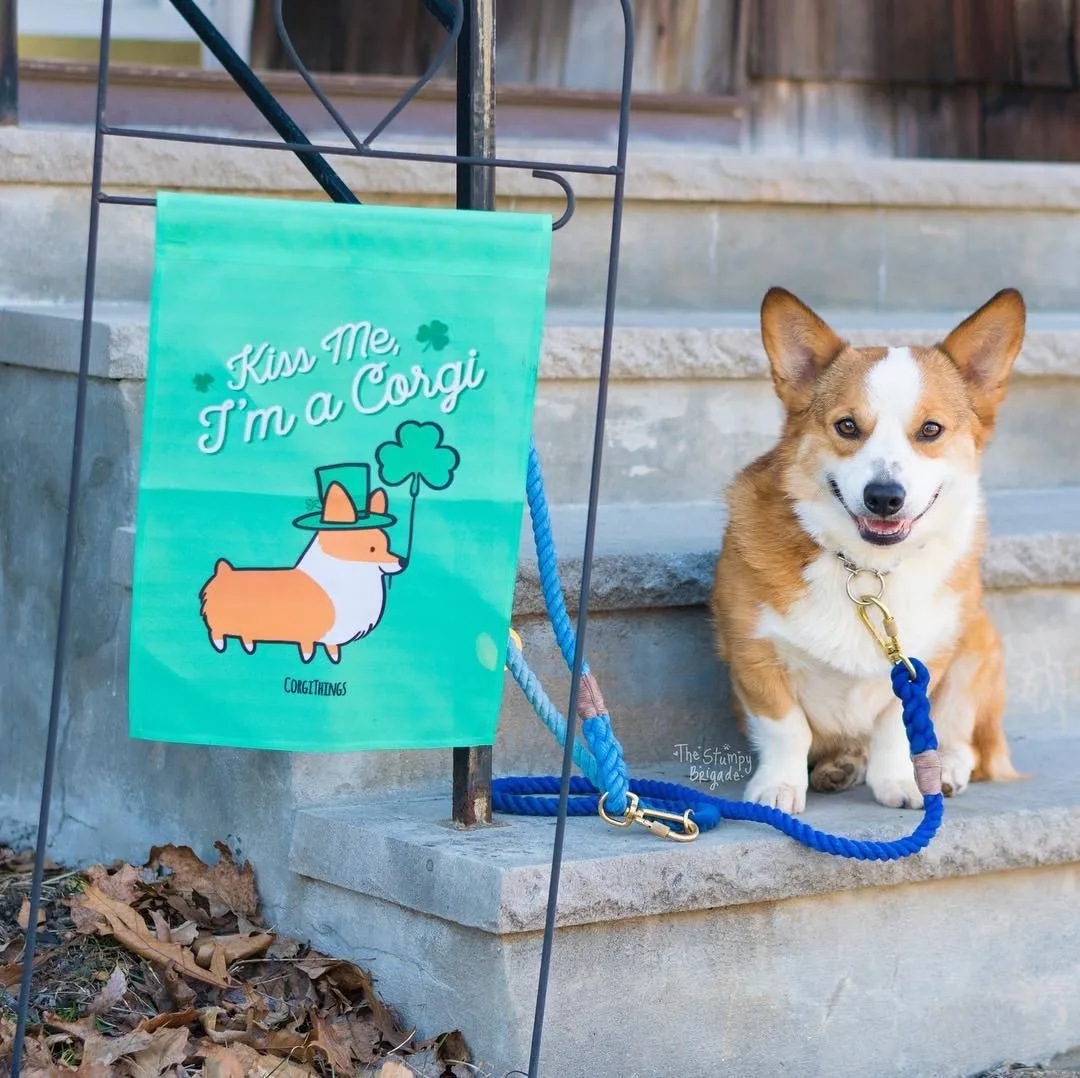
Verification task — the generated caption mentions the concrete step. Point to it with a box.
[495,490,1080,780]
[285,733,1080,1078]
[4,301,1080,499]
[6,126,1080,312]
[104,485,1080,785]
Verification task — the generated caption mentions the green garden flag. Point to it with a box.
[129,193,551,752]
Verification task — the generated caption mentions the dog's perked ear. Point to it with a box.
[940,288,1026,432]
[760,287,846,413]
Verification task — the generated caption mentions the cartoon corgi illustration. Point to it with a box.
[199,464,405,663]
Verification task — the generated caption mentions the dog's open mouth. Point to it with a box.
[828,479,941,547]
[856,516,911,545]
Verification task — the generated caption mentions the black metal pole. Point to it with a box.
[0,0,16,126]
[525,3,634,1075]
[451,0,495,829]
[9,0,114,1070]
[167,0,358,204]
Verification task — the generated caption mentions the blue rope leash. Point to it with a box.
[493,443,945,860]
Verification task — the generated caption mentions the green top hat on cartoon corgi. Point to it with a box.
[292,463,397,530]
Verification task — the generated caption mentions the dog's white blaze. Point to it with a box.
[832,347,931,518]
[866,346,922,429]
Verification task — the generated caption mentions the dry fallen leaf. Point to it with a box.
[201,1042,317,1078]
[265,936,300,961]
[331,1011,382,1066]
[296,954,406,1043]
[71,884,231,989]
[42,1013,97,1042]
[85,863,143,905]
[80,1029,154,1067]
[148,843,259,921]
[136,1008,200,1034]
[202,1051,245,1078]
[0,960,24,989]
[17,897,47,931]
[376,1062,414,1078]
[417,1029,471,1067]
[194,934,272,972]
[311,1012,352,1074]
[86,966,127,1016]
[161,963,198,1009]
[0,847,59,874]
[149,910,171,943]
[148,911,199,949]
[69,897,106,936]
[121,1025,189,1077]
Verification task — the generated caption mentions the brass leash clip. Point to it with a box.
[840,558,918,680]
[598,791,699,842]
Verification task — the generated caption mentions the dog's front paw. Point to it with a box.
[745,773,807,814]
[939,745,974,797]
[868,772,924,810]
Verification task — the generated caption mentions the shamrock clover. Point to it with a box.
[416,320,450,352]
[377,421,460,494]
[193,372,215,392]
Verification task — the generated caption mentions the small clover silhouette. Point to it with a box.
[193,372,215,393]
[416,320,450,352]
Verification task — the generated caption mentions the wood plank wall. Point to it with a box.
[252,0,743,95]
[251,0,1080,161]
[749,0,1080,160]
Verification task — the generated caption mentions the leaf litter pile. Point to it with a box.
[0,842,477,1078]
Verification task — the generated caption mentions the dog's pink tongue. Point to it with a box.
[861,517,907,535]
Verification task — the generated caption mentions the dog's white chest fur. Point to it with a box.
[297,544,389,644]
[755,542,965,736]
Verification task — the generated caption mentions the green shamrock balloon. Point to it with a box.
[376,421,460,495]
[193,372,215,392]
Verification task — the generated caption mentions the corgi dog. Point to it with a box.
[711,287,1026,812]
[200,482,404,664]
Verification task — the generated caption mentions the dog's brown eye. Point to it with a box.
[918,421,943,441]
[370,545,376,553]
[834,417,859,439]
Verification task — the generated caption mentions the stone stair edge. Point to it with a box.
[512,492,1080,614]
[108,488,1080,611]
[4,302,1080,383]
[9,125,1080,209]
[288,733,1080,935]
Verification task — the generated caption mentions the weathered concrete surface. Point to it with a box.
[13,303,1080,383]
[290,736,1080,932]
[9,126,1080,208]
[8,129,1080,310]
[286,816,1080,1077]
[6,304,1080,503]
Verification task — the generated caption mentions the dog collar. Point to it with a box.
[835,550,890,577]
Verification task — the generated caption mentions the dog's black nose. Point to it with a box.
[863,480,906,517]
